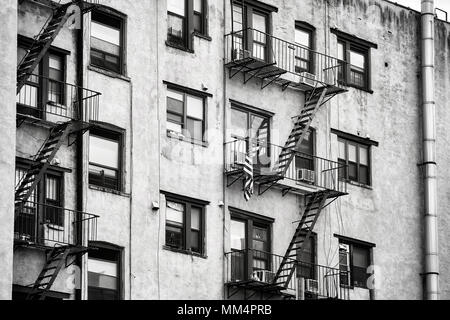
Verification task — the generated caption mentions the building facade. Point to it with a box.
[0,0,450,300]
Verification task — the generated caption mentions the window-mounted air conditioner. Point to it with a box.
[297,169,315,184]
[299,72,317,87]
[305,278,319,294]
[252,270,276,284]
[233,48,251,60]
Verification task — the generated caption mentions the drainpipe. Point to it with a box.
[421,0,439,300]
[75,8,85,301]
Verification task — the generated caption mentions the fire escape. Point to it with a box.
[14,0,100,300]
[224,3,349,300]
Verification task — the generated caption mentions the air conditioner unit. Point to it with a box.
[233,48,251,60]
[252,270,276,284]
[297,169,315,184]
[305,279,319,294]
[299,72,317,87]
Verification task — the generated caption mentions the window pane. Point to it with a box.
[88,258,118,277]
[91,21,120,46]
[250,115,269,142]
[359,146,369,165]
[186,95,203,120]
[337,42,344,61]
[348,162,357,180]
[91,37,120,56]
[45,176,59,201]
[253,12,267,33]
[297,130,313,154]
[350,50,365,70]
[348,143,357,162]
[49,55,62,70]
[338,140,346,159]
[186,118,203,141]
[167,121,182,133]
[353,246,369,268]
[167,97,184,115]
[191,230,200,252]
[168,0,185,16]
[359,165,369,185]
[231,219,246,250]
[194,0,202,12]
[166,225,183,248]
[166,201,184,224]
[230,108,248,138]
[295,29,310,48]
[252,226,268,252]
[191,207,201,230]
[89,135,119,169]
[167,14,184,40]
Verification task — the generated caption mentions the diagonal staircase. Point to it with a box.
[271,191,331,288]
[17,2,75,94]
[26,246,72,300]
[14,121,84,218]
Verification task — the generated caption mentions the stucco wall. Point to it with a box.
[0,0,17,300]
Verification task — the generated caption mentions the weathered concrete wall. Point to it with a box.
[0,0,17,300]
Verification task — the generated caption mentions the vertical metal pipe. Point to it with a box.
[421,0,439,300]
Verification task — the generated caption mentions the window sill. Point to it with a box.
[88,65,131,82]
[346,83,374,94]
[165,41,194,54]
[166,131,209,148]
[89,184,130,197]
[162,245,207,259]
[193,32,212,41]
[343,179,373,190]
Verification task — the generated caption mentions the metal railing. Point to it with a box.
[225,138,347,193]
[297,261,350,300]
[225,249,297,291]
[14,201,99,247]
[225,28,348,89]
[17,74,101,122]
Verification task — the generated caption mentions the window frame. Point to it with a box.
[335,132,375,187]
[165,81,210,145]
[332,29,376,92]
[166,0,210,52]
[163,192,208,256]
[90,8,126,75]
[17,35,68,120]
[336,236,375,289]
[294,21,315,74]
[88,125,125,192]
[229,207,273,282]
[88,241,123,300]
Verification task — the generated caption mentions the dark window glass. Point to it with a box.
[339,241,372,289]
[89,129,122,190]
[337,137,371,186]
[165,196,205,254]
[337,38,370,89]
[166,88,206,143]
[88,246,121,300]
[298,235,316,280]
[91,11,123,74]
[295,129,315,171]
[44,174,63,226]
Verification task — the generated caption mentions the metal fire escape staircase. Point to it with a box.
[15,0,100,300]
[17,0,97,93]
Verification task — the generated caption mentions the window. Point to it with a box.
[15,161,65,242]
[167,0,209,50]
[90,10,124,74]
[230,103,271,168]
[332,29,376,90]
[231,1,276,62]
[294,22,315,74]
[295,128,315,172]
[297,234,316,281]
[89,127,123,191]
[88,243,122,300]
[166,84,207,143]
[164,193,207,255]
[229,209,273,282]
[17,36,67,118]
[338,238,374,289]
[338,137,371,186]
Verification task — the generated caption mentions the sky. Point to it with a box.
[394,0,450,19]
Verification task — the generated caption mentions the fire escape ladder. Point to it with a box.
[274,86,328,177]
[272,191,331,288]
[26,246,72,300]
[16,1,90,93]
[14,121,82,217]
